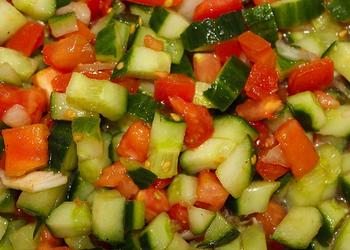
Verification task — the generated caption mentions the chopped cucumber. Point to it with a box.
[188,206,215,235]
[12,0,56,20]
[167,174,197,206]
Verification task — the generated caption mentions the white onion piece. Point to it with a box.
[2,104,31,128]
[176,0,202,20]
[57,2,91,25]
[275,40,318,61]
[75,62,117,72]
[261,144,289,168]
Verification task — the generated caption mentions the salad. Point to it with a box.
[0,0,350,249]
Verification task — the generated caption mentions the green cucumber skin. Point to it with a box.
[204,56,250,111]
[181,11,245,51]
[127,92,158,124]
[95,22,117,61]
[326,0,350,22]
[149,7,169,33]
[272,0,324,29]
[242,4,278,43]
[171,54,194,78]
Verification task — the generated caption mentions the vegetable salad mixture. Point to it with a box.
[1,0,350,249]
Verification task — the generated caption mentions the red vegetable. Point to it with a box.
[288,58,334,94]
[5,22,44,56]
[193,0,243,21]
[214,38,241,63]
[123,0,182,7]
[238,31,272,63]
[193,53,221,84]
[86,0,113,20]
[170,96,214,148]
[168,203,189,231]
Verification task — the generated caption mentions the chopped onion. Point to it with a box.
[75,62,117,73]
[2,104,31,128]
[0,170,68,192]
[176,0,203,20]
[261,144,289,168]
[57,2,91,25]
[275,40,319,61]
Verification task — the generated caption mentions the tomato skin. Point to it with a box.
[86,0,113,19]
[193,0,243,21]
[254,201,287,236]
[136,187,170,221]
[253,0,276,5]
[195,170,229,211]
[314,90,340,109]
[169,96,214,148]
[2,124,49,177]
[66,20,95,42]
[249,121,276,149]
[245,63,279,100]
[152,178,173,189]
[95,162,127,188]
[275,119,319,178]
[5,22,44,56]
[112,77,140,94]
[288,58,334,95]
[168,204,189,231]
[37,228,70,250]
[154,74,195,106]
[52,73,72,93]
[124,0,182,7]
[236,94,283,121]
[256,160,289,181]
[116,174,139,199]
[214,38,241,63]
[117,121,151,163]
[144,35,164,51]
[238,31,272,63]
[193,53,221,84]
[43,34,95,72]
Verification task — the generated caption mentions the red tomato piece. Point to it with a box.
[43,34,95,72]
[245,62,279,100]
[236,94,283,121]
[193,53,221,84]
[195,170,229,211]
[169,96,214,148]
[144,35,164,51]
[275,119,319,178]
[253,0,276,5]
[117,121,151,162]
[214,38,241,63]
[255,160,289,181]
[116,174,139,199]
[249,121,276,149]
[193,0,243,21]
[152,178,173,189]
[95,162,127,188]
[154,74,195,106]
[254,201,287,236]
[5,22,44,56]
[112,77,140,94]
[168,204,189,231]
[52,73,72,93]
[2,124,49,177]
[86,0,113,19]
[288,58,334,94]
[66,20,95,42]
[124,0,182,7]
[37,228,69,250]
[136,187,170,221]
[257,48,277,69]
[238,31,272,63]
[314,90,340,109]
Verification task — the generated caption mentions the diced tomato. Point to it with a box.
[256,160,289,181]
[238,31,272,63]
[152,178,173,189]
[52,73,72,93]
[275,119,319,178]
[169,96,214,148]
[144,35,164,51]
[5,22,44,57]
[124,0,182,7]
[2,124,49,177]
[112,77,140,94]
[193,53,221,84]
[81,70,112,80]
[268,240,288,250]
[117,121,151,163]
[136,187,170,221]
[288,58,334,94]
[95,162,127,188]
[116,174,139,199]
[257,48,277,69]
[66,20,95,42]
[86,0,113,19]
[168,204,189,231]
[43,34,95,72]
[154,74,195,106]
[0,84,47,124]
[214,38,241,63]
[193,0,243,21]
[33,67,61,100]
[236,94,283,121]
[195,170,229,211]
[245,62,279,100]
[253,0,276,5]
[314,90,340,109]
[254,201,287,236]
[249,121,276,149]
[37,228,70,250]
